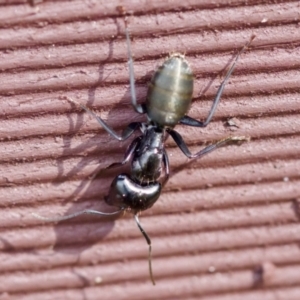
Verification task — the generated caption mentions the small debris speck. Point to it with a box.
[208,266,216,273]
[94,276,102,284]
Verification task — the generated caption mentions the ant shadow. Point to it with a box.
[48,18,137,256]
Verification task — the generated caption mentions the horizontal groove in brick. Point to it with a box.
[0,251,299,294]
[3,199,299,234]
[1,20,300,73]
[0,0,292,27]
[172,287,300,300]
[5,265,300,300]
[0,2,299,49]
[0,215,300,253]
[0,243,299,282]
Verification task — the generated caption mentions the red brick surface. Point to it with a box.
[0,0,299,299]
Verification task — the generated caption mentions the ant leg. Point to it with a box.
[180,35,255,128]
[124,24,146,114]
[168,128,249,159]
[134,214,155,285]
[105,136,142,170]
[161,150,170,187]
[32,208,123,223]
[63,96,141,141]
[89,136,142,181]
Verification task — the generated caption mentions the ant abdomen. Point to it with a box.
[146,53,194,127]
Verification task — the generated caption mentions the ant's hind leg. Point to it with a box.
[168,128,249,159]
[180,35,255,128]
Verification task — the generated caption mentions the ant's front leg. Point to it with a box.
[105,136,142,170]
[89,136,142,181]
[63,96,141,141]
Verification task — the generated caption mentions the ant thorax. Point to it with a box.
[131,125,165,184]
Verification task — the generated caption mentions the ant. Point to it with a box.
[34,18,254,285]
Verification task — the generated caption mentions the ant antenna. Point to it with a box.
[134,213,156,285]
[32,208,123,222]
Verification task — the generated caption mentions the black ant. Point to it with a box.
[34,19,254,285]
